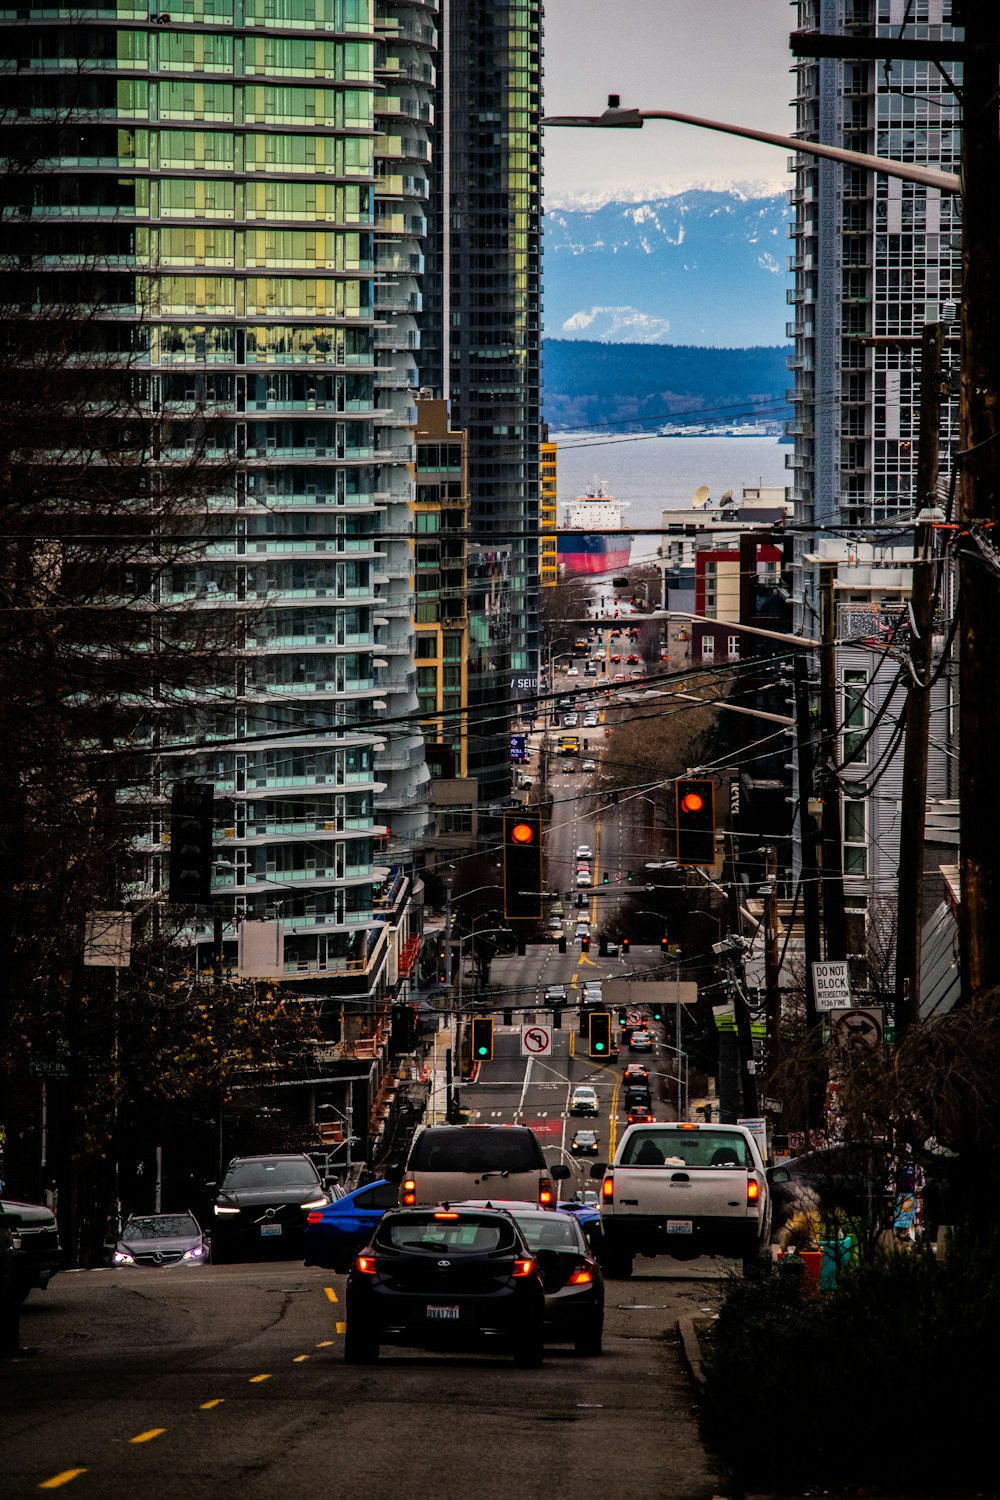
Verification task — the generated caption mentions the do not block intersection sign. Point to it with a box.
[812,961,851,1012]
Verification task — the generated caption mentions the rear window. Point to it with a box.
[377,1213,518,1254]
[620,1129,752,1169]
[408,1127,545,1174]
[513,1215,585,1252]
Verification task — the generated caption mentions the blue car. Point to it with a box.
[303,1179,398,1273]
[558,1196,603,1253]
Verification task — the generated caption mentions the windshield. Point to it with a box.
[122,1214,200,1240]
[222,1159,319,1190]
[378,1214,518,1254]
[620,1129,752,1169]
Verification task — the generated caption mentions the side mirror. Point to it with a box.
[588,1162,608,1179]
[767,1166,790,1184]
[550,1163,571,1181]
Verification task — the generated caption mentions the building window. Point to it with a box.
[842,669,869,766]
[727,634,740,661]
[700,635,715,662]
[843,797,867,876]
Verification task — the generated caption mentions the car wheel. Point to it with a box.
[574,1314,604,1357]
[600,1249,634,1280]
[511,1332,544,1368]
[343,1322,380,1364]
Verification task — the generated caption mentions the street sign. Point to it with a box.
[603,979,698,1006]
[830,1006,884,1048]
[520,1024,552,1056]
[510,733,528,763]
[811,960,851,1011]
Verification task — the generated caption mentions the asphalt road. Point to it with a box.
[3,1259,726,1500]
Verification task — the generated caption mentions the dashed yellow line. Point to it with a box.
[38,1471,87,1490]
[324,1286,338,1303]
[200,1399,224,1410]
[129,1429,165,1445]
[248,1374,271,1384]
[315,1339,335,1348]
[293,1354,309,1363]
[335,1321,347,1334]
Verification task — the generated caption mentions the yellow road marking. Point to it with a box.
[335,1321,346,1335]
[129,1430,165,1445]
[315,1339,334,1348]
[324,1286,338,1303]
[200,1399,224,1410]
[38,1471,87,1490]
[293,1354,309,1363]
[248,1374,271,1384]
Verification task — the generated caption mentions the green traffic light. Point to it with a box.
[594,1041,605,1052]
[476,1045,488,1057]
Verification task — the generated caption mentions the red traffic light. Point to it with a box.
[679,789,705,815]
[510,821,535,845]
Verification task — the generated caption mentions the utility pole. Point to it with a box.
[957,13,1000,1002]
[762,844,781,1091]
[895,323,944,1034]
[794,653,822,1036]
[817,563,847,963]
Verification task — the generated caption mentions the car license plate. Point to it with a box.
[666,1220,693,1235]
[426,1305,459,1321]
[260,1223,282,1237]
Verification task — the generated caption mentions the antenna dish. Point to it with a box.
[719,489,734,507]
[691,485,711,510]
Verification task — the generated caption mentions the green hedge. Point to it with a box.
[699,1236,1000,1494]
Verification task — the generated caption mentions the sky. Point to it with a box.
[543,0,797,206]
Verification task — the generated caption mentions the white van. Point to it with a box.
[397,1125,569,1208]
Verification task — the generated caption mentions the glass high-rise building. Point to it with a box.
[421,0,543,807]
[0,0,431,982]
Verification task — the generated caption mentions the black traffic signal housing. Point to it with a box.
[661,935,670,955]
[558,934,567,954]
[602,872,609,884]
[617,1005,628,1025]
[502,1007,513,1026]
[675,777,716,866]
[552,1005,563,1030]
[502,810,543,920]
[471,1016,494,1062]
[390,1002,417,1055]
[622,937,630,955]
[588,1011,613,1058]
[581,933,590,953]
[168,781,214,904]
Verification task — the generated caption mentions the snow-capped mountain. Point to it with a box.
[544,190,790,348]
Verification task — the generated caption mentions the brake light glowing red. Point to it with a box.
[355,1255,376,1275]
[601,1173,614,1202]
[538,1179,554,1207]
[402,1178,416,1206]
[307,1211,323,1224]
[747,1178,761,1203]
[512,1257,536,1278]
[433,1212,460,1220]
[567,1266,594,1286]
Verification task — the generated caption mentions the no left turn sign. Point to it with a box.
[520,1025,552,1056]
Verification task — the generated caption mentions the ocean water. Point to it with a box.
[553,434,789,563]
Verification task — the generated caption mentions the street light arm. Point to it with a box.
[542,101,961,196]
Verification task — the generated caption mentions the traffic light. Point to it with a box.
[622,937,630,955]
[502,811,543,920]
[552,1005,563,1029]
[471,1016,494,1061]
[617,1005,628,1025]
[581,934,590,952]
[675,777,716,866]
[661,935,670,955]
[588,1011,612,1058]
[168,781,214,904]
[652,1002,664,1022]
[502,1007,513,1026]
[626,871,634,883]
[602,872,610,884]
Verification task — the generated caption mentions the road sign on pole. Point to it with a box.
[811,961,851,1011]
[520,1024,552,1057]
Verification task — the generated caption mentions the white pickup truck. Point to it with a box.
[596,1122,771,1277]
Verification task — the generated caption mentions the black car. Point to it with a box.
[344,1206,545,1366]
[0,1197,62,1301]
[482,1205,604,1356]
[112,1212,210,1268]
[0,1211,20,1355]
[571,1130,600,1157]
[211,1154,332,1262]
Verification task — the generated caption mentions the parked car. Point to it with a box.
[211,1154,333,1262]
[343,1206,546,1366]
[304,1179,399,1272]
[766,1144,900,1240]
[112,1212,210,1269]
[0,1197,62,1301]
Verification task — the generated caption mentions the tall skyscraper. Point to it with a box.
[787,0,961,911]
[421,0,544,807]
[1,0,430,984]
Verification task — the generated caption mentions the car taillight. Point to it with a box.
[747,1178,761,1204]
[355,1254,377,1275]
[402,1178,416,1206]
[567,1265,594,1286]
[512,1257,536,1278]
[307,1211,324,1224]
[601,1172,614,1202]
[538,1179,554,1207]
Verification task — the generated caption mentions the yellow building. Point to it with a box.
[540,428,559,587]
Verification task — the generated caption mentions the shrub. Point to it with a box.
[698,1233,1000,1494]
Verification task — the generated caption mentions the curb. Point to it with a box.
[677,1313,706,1389]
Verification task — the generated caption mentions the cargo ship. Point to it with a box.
[557,483,632,578]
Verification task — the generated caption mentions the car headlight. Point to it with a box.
[301,1195,330,1211]
[213,1204,240,1216]
[182,1245,208,1261]
[112,1250,135,1266]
